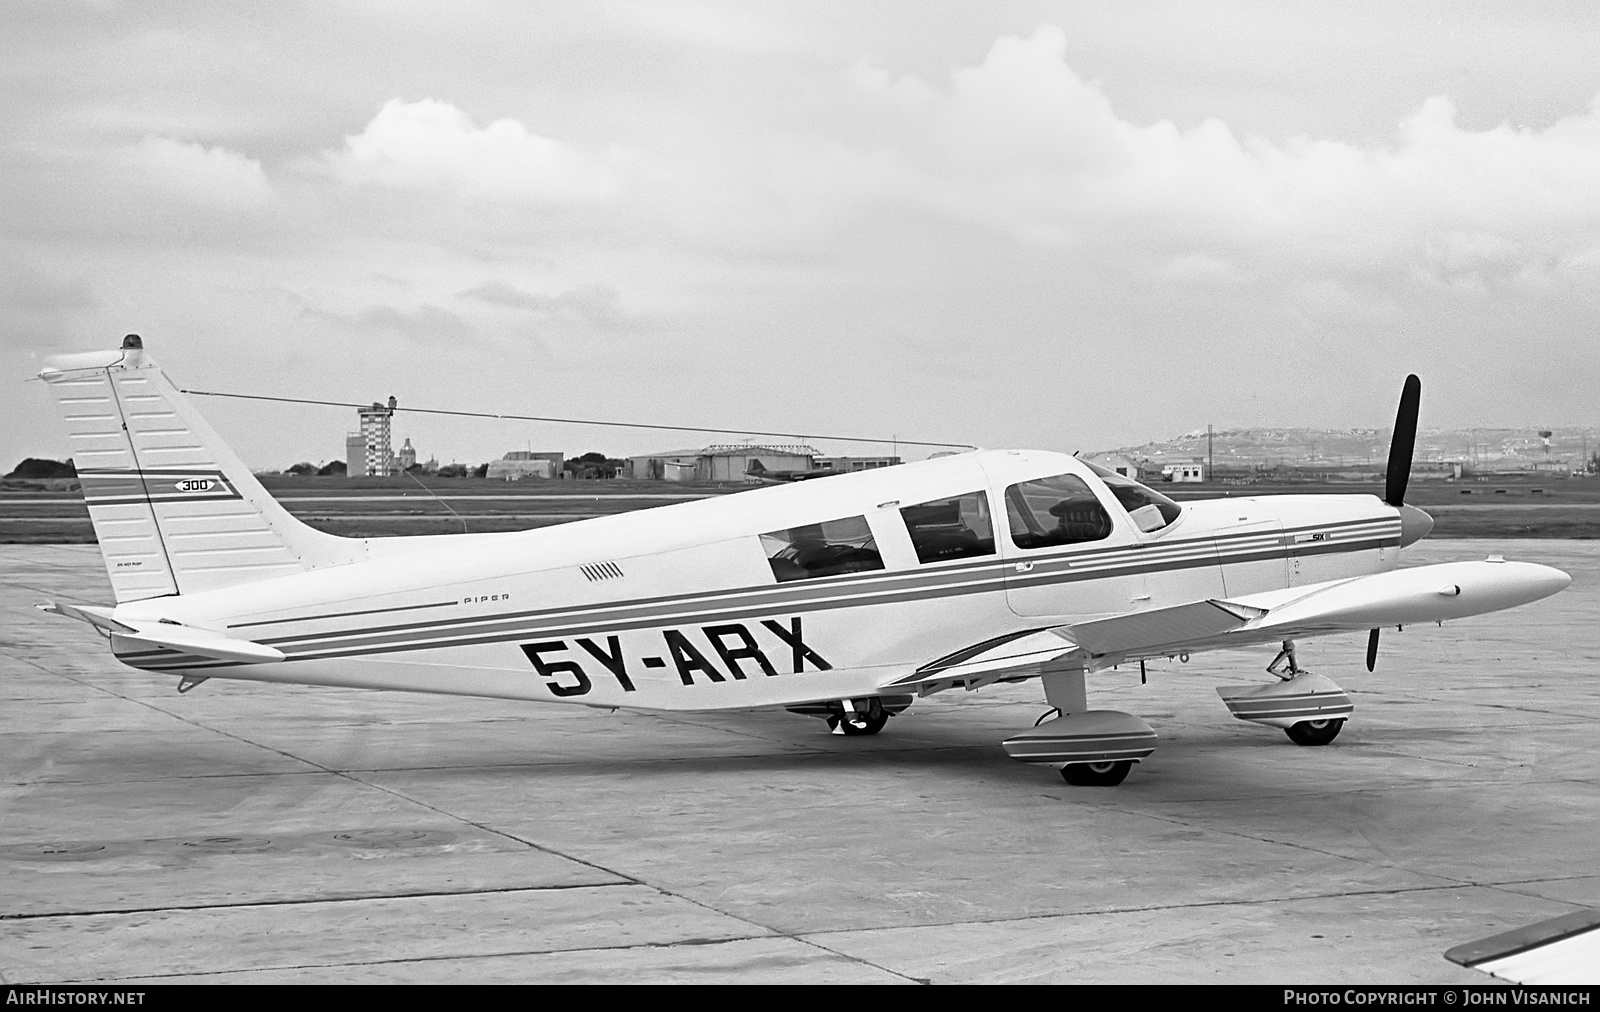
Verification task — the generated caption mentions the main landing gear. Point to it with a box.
[999,666,1158,787]
[828,697,889,736]
[1217,640,1354,746]
[787,696,911,736]
[1060,760,1133,787]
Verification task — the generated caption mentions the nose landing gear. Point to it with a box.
[1218,640,1355,745]
[1285,717,1345,746]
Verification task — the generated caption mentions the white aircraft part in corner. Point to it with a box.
[35,336,1571,788]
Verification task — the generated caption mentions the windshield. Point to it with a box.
[1079,459,1182,533]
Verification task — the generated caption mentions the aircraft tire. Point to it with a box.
[833,710,889,736]
[1285,718,1344,746]
[1060,760,1132,786]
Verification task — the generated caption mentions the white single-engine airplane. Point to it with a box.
[36,336,1571,786]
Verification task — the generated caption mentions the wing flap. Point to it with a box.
[1066,600,1265,657]
[883,628,1080,694]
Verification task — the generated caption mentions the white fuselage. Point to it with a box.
[106,450,1401,711]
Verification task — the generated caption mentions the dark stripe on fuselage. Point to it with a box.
[236,533,1397,663]
[239,515,1397,642]
[221,513,1391,637]
[128,514,1397,670]
[230,599,461,629]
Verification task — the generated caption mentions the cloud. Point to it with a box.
[833,26,1600,289]
[114,136,273,209]
[305,302,477,345]
[0,260,98,312]
[457,280,629,330]
[326,98,620,202]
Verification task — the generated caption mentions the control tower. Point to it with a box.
[348,396,397,477]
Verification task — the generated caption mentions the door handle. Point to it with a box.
[1014,561,1034,573]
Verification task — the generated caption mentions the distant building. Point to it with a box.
[628,445,819,482]
[1088,453,1139,477]
[816,455,901,473]
[627,449,702,482]
[348,398,397,477]
[705,444,817,482]
[344,433,368,477]
[398,438,417,472]
[1161,462,1205,483]
[486,450,565,481]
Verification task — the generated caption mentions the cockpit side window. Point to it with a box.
[1079,459,1182,533]
[1005,474,1113,549]
[760,515,884,583]
[900,491,994,564]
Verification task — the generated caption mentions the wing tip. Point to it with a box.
[1445,906,1600,969]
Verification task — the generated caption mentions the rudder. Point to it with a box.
[39,335,364,602]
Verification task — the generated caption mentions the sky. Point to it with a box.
[4,1,1600,470]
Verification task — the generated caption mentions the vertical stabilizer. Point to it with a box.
[39,336,364,602]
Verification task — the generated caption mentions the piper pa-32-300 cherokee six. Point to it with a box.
[35,336,1570,787]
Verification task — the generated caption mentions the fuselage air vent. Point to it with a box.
[581,561,624,582]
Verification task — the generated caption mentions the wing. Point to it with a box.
[882,559,1568,694]
[1445,908,1600,984]
[1058,559,1568,671]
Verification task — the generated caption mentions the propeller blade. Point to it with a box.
[1385,374,1421,506]
[1366,628,1380,672]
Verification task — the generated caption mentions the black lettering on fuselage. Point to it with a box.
[664,629,725,684]
[760,617,832,673]
[577,635,636,691]
[703,624,778,678]
[520,641,592,697]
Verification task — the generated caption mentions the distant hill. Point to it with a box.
[1099,427,1593,476]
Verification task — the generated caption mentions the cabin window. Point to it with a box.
[1080,459,1182,532]
[900,492,995,563]
[761,515,884,583]
[1005,473,1113,549]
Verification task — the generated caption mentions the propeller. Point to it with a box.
[1384,374,1434,549]
[1369,375,1431,675]
[1385,375,1421,507]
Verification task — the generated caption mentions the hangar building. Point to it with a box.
[628,445,819,482]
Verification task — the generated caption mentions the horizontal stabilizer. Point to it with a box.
[113,622,285,664]
[41,601,281,663]
[37,601,131,634]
